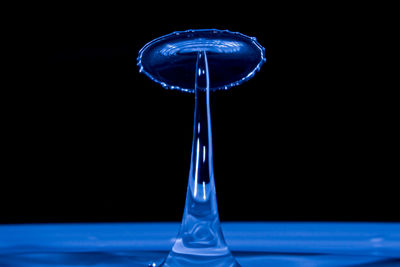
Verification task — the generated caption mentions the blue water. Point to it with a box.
[137,29,266,92]
[2,251,396,267]
[138,29,267,266]
[0,250,393,267]
[1,223,400,267]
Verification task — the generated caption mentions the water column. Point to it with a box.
[138,29,266,267]
[161,51,239,267]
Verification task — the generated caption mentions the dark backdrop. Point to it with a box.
[2,3,396,223]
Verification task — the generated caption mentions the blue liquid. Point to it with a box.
[137,29,266,93]
[138,29,266,266]
[1,222,399,266]
[160,51,239,267]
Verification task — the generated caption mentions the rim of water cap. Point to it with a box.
[137,29,266,93]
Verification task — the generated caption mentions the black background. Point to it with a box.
[2,3,397,223]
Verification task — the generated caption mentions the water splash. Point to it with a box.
[137,29,266,93]
[138,29,266,266]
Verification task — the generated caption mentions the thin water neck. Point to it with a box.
[189,51,214,201]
